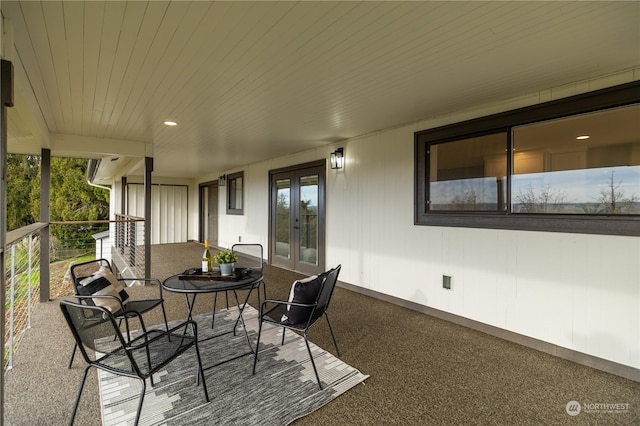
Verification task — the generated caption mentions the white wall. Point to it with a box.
[206,69,640,370]
[215,151,329,250]
[109,176,193,244]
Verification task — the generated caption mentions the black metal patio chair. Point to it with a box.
[252,264,341,389]
[67,258,169,368]
[60,299,209,426]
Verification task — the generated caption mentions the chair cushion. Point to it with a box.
[280,273,325,325]
[77,266,129,313]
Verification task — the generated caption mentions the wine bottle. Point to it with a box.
[202,240,212,273]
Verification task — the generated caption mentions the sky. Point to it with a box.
[431,165,640,207]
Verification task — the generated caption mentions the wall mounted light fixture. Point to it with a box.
[330,148,344,169]
[218,175,226,186]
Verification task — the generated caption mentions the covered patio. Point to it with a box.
[4,243,639,425]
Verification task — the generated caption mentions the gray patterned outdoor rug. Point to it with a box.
[98,305,369,425]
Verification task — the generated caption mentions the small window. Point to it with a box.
[226,172,243,215]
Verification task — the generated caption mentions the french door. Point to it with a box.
[270,162,325,275]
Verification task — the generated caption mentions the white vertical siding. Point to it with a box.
[211,71,640,370]
[128,184,188,244]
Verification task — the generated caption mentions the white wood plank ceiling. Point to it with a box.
[2,1,639,179]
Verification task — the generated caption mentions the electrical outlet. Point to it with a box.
[442,275,452,290]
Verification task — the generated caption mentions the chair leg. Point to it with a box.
[281,328,286,345]
[324,312,340,356]
[303,332,323,390]
[68,343,77,369]
[134,379,147,426]
[143,343,155,387]
[69,366,90,425]
[158,304,171,352]
[160,304,170,333]
[120,317,132,343]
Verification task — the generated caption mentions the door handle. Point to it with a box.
[294,226,300,229]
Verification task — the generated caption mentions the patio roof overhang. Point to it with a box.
[2,1,638,181]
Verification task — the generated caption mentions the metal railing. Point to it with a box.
[113,214,145,278]
[3,223,46,371]
[48,222,110,262]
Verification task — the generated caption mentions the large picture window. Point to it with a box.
[415,81,640,235]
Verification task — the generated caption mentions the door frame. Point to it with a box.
[199,180,219,246]
[268,160,326,275]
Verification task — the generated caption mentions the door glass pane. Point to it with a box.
[299,175,318,265]
[275,179,290,258]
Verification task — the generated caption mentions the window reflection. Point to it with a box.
[299,175,318,265]
[275,179,290,258]
[429,133,507,211]
[512,104,640,214]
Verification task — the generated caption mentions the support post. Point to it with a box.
[121,175,127,214]
[39,149,50,302]
[1,58,15,426]
[144,157,153,278]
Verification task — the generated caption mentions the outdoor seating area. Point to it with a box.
[4,242,640,425]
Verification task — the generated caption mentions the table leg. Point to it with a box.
[198,291,256,371]
[183,293,197,322]
[230,290,254,353]
[232,286,255,335]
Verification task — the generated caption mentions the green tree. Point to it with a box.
[8,155,110,249]
[49,157,108,221]
[6,154,40,230]
[49,157,109,248]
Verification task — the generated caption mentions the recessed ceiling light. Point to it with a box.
[164,121,177,126]
[576,135,590,140]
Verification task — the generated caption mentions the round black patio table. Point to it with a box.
[162,267,263,369]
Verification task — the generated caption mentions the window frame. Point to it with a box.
[414,80,640,236]
[226,171,244,215]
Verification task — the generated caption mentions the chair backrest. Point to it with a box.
[59,299,127,364]
[69,258,113,293]
[312,264,341,320]
[232,243,264,272]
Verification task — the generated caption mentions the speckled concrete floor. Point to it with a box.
[4,242,639,425]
